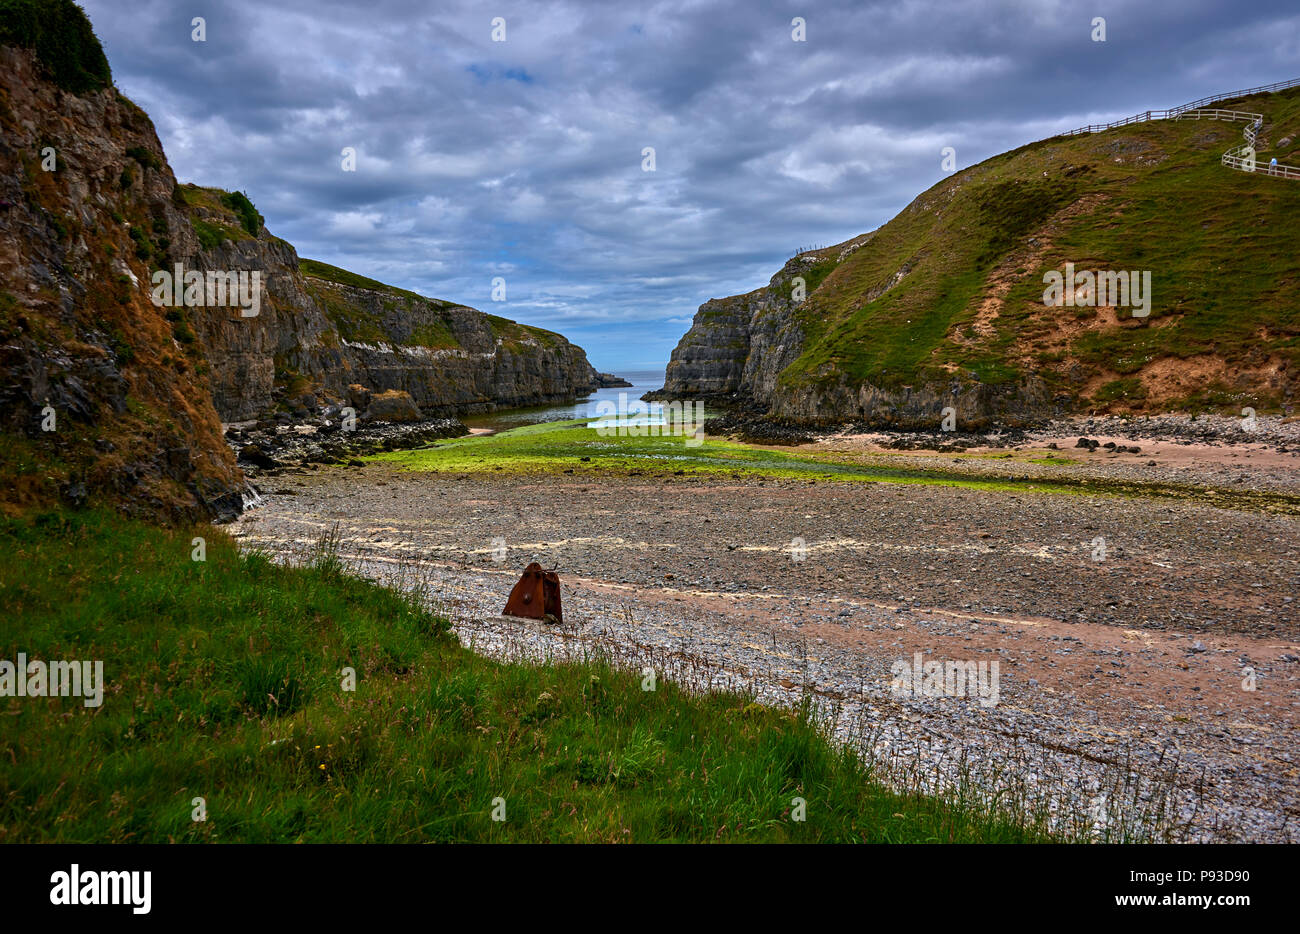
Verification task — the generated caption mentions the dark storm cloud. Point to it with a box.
[80,0,1300,369]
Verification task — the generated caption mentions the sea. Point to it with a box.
[460,368,670,433]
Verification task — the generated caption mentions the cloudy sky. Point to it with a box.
[83,0,1300,373]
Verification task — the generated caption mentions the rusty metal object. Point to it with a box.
[503,562,563,624]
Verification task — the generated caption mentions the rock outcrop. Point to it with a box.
[0,38,244,520]
[180,221,605,423]
[651,237,1064,429]
[646,250,829,414]
[363,389,423,423]
[0,3,611,520]
[592,372,633,388]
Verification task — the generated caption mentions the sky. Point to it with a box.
[81,0,1300,373]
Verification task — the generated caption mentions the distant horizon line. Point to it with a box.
[599,365,668,374]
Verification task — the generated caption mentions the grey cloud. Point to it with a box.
[80,0,1300,369]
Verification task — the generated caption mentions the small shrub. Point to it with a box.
[0,0,113,93]
[192,218,224,250]
[109,329,134,364]
[128,225,153,259]
[221,190,261,236]
[124,145,161,171]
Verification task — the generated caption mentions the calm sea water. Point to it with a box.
[461,368,668,432]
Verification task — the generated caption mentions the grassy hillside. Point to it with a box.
[778,86,1300,413]
[0,510,1050,843]
[301,256,568,351]
[299,257,441,306]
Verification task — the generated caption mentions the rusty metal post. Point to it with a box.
[503,562,563,623]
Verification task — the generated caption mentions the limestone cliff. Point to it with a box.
[0,37,244,520]
[177,202,603,423]
[646,247,833,404]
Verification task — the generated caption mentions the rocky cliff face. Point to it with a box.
[652,237,1062,428]
[179,226,332,424]
[647,251,818,403]
[0,42,244,520]
[0,6,607,520]
[179,206,603,423]
[293,275,599,420]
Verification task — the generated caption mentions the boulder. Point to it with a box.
[365,389,423,423]
[347,384,372,410]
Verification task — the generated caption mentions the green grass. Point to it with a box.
[372,419,1300,515]
[299,258,437,306]
[0,510,1051,843]
[190,217,242,251]
[407,319,459,349]
[301,276,390,344]
[375,419,1082,493]
[179,186,259,249]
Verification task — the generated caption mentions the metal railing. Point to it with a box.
[1051,80,1300,181]
[1056,77,1300,137]
[1171,108,1300,179]
[1222,152,1300,178]
[1175,108,1263,126]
